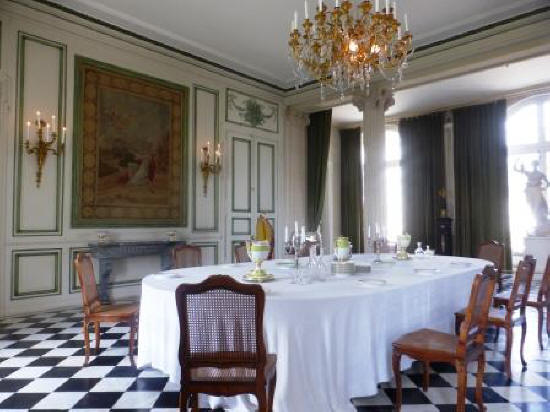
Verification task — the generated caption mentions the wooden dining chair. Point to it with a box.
[392,267,496,412]
[172,245,202,268]
[478,240,505,291]
[455,256,536,379]
[234,242,251,263]
[494,255,550,350]
[74,253,139,366]
[175,275,277,412]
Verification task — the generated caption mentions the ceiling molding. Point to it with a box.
[12,0,550,98]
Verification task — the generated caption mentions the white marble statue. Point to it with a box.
[515,160,550,235]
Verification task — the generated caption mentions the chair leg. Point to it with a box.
[505,326,513,380]
[257,388,268,412]
[179,390,189,411]
[83,320,90,366]
[268,373,276,412]
[94,321,101,355]
[455,315,461,335]
[422,361,430,392]
[190,393,199,412]
[455,360,467,412]
[476,353,485,411]
[520,319,527,370]
[129,316,136,367]
[392,350,402,411]
[537,306,544,350]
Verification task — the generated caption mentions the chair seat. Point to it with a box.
[393,328,459,360]
[89,303,139,320]
[190,354,277,383]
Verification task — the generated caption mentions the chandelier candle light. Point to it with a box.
[24,110,66,187]
[289,0,413,99]
[200,141,222,196]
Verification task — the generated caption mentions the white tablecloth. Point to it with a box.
[137,254,487,412]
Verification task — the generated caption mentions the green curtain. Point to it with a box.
[399,112,445,251]
[307,110,332,231]
[453,100,511,268]
[340,128,364,252]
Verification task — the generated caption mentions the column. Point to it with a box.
[352,80,395,239]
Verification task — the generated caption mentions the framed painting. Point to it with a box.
[226,88,279,133]
[72,56,189,227]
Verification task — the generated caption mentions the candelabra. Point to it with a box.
[199,141,222,196]
[24,111,66,188]
[289,0,413,100]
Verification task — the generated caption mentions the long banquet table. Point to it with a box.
[137,254,488,412]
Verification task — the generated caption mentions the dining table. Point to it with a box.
[137,253,488,412]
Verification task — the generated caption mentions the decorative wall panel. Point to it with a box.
[231,137,251,212]
[12,249,61,299]
[14,32,66,235]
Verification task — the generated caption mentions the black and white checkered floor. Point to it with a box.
[0,307,549,411]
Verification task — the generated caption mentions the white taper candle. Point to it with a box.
[304,0,309,19]
[385,0,389,14]
[375,0,379,12]
[318,0,322,10]
[404,13,408,31]
[294,10,298,30]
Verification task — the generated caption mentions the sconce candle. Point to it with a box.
[24,110,66,187]
[199,140,222,196]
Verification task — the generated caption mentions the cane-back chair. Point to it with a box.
[175,275,277,411]
[494,255,550,349]
[455,256,536,379]
[478,240,505,291]
[392,267,496,412]
[74,253,139,366]
[234,242,251,263]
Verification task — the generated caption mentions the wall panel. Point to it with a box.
[14,32,65,235]
[12,248,61,299]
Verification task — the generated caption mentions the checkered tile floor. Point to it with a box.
[1,305,549,411]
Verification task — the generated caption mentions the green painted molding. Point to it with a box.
[71,55,189,228]
[231,217,251,235]
[13,31,66,236]
[12,248,62,299]
[225,88,279,133]
[192,85,219,232]
[231,137,251,213]
[192,241,219,265]
[257,142,276,214]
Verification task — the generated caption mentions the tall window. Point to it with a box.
[507,95,550,257]
[385,127,403,241]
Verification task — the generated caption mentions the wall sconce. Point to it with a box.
[200,141,222,196]
[24,110,66,188]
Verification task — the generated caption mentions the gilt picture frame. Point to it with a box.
[225,88,279,133]
[72,56,189,227]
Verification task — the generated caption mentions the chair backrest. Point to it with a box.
[74,253,101,316]
[175,275,267,381]
[172,245,202,269]
[234,243,251,263]
[507,256,536,312]
[539,256,550,302]
[457,266,497,355]
[477,241,505,275]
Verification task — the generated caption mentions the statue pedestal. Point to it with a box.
[524,236,550,273]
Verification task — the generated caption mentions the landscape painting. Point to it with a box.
[72,56,188,227]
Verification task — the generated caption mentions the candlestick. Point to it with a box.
[304,0,308,19]
[51,115,56,132]
[62,126,66,145]
[46,123,51,142]
[26,121,31,142]
[404,13,408,31]
[300,225,306,243]
[284,225,289,242]
[36,111,41,125]
[294,220,299,235]
[397,26,402,39]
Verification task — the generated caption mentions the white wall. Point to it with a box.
[0,1,289,316]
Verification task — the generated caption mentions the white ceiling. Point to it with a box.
[48,0,548,89]
[332,54,550,124]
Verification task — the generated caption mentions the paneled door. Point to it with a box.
[227,135,278,262]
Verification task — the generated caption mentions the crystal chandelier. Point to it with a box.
[288,0,413,99]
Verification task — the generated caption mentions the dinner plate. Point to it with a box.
[357,278,387,287]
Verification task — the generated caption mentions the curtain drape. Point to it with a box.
[340,128,364,252]
[307,110,332,231]
[453,100,511,267]
[399,112,445,251]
